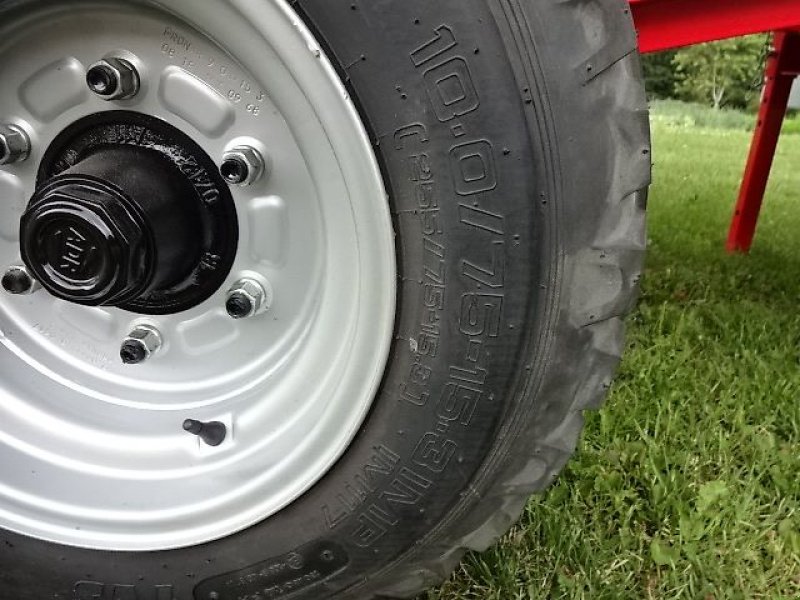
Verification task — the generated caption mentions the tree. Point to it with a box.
[673,35,768,110]
[642,50,678,99]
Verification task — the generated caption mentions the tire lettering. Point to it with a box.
[462,241,506,288]
[379,468,433,507]
[459,204,505,235]
[412,25,480,122]
[73,582,174,600]
[412,433,457,473]
[327,21,512,554]
[423,58,480,122]
[352,505,398,548]
[423,237,446,285]
[393,122,429,150]
[322,445,401,528]
[347,463,434,548]
[460,294,503,337]
[436,382,480,426]
[411,25,457,67]
[400,361,432,407]
[450,140,497,195]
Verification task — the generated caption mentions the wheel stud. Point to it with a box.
[2,265,39,295]
[0,124,30,165]
[220,146,266,186]
[120,325,162,365]
[225,278,270,319]
[226,293,253,319]
[87,57,140,101]
[183,419,227,447]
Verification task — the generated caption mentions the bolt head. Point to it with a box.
[120,340,147,365]
[0,124,30,166]
[225,278,269,319]
[120,325,162,365]
[87,58,140,100]
[221,146,265,186]
[220,156,249,185]
[86,64,117,95]
[226,292,254,319]
[2,266,38,295]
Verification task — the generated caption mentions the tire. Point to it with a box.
[0,0,650,598]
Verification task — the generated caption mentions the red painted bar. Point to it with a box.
[630,0,800,253]
[726,32,800,253]
[630,0,800,53]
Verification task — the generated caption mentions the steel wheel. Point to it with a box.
[0,0,396,551]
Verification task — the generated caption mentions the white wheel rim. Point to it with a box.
[0,0,396,551]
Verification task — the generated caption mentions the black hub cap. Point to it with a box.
[24,111,239,314]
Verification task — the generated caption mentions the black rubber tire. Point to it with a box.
[0,1,650,598]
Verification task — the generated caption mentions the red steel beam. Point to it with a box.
[726,32,800,253]
[630,0,800,53]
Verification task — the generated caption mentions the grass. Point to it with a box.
[426,108,800,598]
[650,99,800,135]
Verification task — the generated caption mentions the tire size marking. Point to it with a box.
[398,24,505,434]
[412,26,480,123]
[320,23,507,551]
[396,123,446,410]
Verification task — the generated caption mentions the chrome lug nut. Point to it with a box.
[226,278,270,319]
[87,57,140,100]
[220,146,266,186]
[2,265,39,295]
[120,325,162,365]
[0,124,30,165]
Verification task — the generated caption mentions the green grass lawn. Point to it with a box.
[427,112,800,598]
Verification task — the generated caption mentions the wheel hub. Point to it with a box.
[23,146,200,306]
[29,111,238,314]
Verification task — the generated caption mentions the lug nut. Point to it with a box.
[225,278,270,319]
[2,266,39,295]
[183,419,227,447]
[0,124,30,165]
[87,57,140,100]
[120,325,162,365]
[220,146,266,186]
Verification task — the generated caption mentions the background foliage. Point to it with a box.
[643,36,768,110]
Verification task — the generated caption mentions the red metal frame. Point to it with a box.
[727,31,800,252]
[630,0,800,53]
[630,0,800,253]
